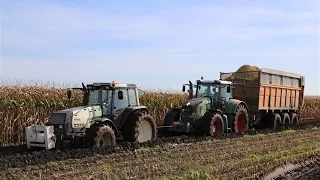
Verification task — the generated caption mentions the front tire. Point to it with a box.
[122,110,157,143]
[209,113,224,136]
[85,124,117,148]
[199,112,224,136]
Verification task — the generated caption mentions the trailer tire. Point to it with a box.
[234,104,249,133]
[290,112,299,125]
[273,113,282,130]
[281,113,290,125]
[122,110,157,143]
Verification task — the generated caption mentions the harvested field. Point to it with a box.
[1,120,319,180]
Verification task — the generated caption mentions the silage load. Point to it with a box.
[226,64,261,81]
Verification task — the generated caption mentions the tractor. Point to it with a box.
[26,81,157,150]
[161,76,249,136]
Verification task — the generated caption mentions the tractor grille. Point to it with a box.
[181,108,194,121]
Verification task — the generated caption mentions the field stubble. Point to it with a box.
[0,86,320,146]
[1,126,320,180]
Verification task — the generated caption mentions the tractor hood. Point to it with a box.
[182,97,209,109]
[48,105,103,130]
[181,97,211,121]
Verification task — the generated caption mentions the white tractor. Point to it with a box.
[26,81,157,150]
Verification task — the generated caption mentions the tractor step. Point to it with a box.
[26,125,56,150]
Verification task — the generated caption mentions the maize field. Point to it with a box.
[0,83,320,179]
[0,85,320,146]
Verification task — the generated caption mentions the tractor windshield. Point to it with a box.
[87,89,112,105]
[196,83,219,102]
[87,89,113,115]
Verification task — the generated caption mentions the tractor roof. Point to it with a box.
[88,82,137,88]
[197,79,232,85]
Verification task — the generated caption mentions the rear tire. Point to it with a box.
[234,104,249,133]
[122,110,157,143]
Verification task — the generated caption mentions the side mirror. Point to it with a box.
[67,89,72,99]
[227,86,231,93]
[118,90,124,100]
[182,85,186,92]
[138,89,145,97]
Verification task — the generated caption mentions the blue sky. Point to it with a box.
[0,0,319,94]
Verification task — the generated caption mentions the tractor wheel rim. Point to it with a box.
[237,114,246,132]
[137,120,152,142]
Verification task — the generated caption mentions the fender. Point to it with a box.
[225,99,249,127]
[115,106,149,129]
[92,118,120,136]
[225,99,249,114]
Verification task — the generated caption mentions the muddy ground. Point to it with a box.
[0,119,319,180]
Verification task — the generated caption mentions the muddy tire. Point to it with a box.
[84,124,116,148]
[273,113,282,130]
[234,104,249,133]
[281,113,290,125]
[290,112,299,125]
[209,113,224,136]
[94,125,117,148]
[122,110,157,143]
[199,112,224,136]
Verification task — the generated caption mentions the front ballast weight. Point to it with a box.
[26,125,56,150]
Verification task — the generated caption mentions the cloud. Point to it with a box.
[1,0,319,94]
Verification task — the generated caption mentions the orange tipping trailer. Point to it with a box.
[220,68,305,128]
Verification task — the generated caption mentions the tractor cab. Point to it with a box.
[66,81,144,121]
[182,77,233,111]
[195,79,233,110]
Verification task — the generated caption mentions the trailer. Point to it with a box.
[220,68,305,129]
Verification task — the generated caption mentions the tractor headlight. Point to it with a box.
[58,125,63,129]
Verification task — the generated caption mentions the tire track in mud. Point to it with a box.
[260,154,320,180]
[0,119,319,170]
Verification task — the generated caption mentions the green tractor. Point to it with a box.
[161,77,250,136]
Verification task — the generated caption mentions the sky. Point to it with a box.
[0,0,319,95]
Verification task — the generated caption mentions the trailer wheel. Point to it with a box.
[209,113,224,136]
[122,110,157,143]
[281,113,290,125]
[94,124,117,148]
[272,113,282,130]
[234,104,249,133]
[290,112,299,125]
